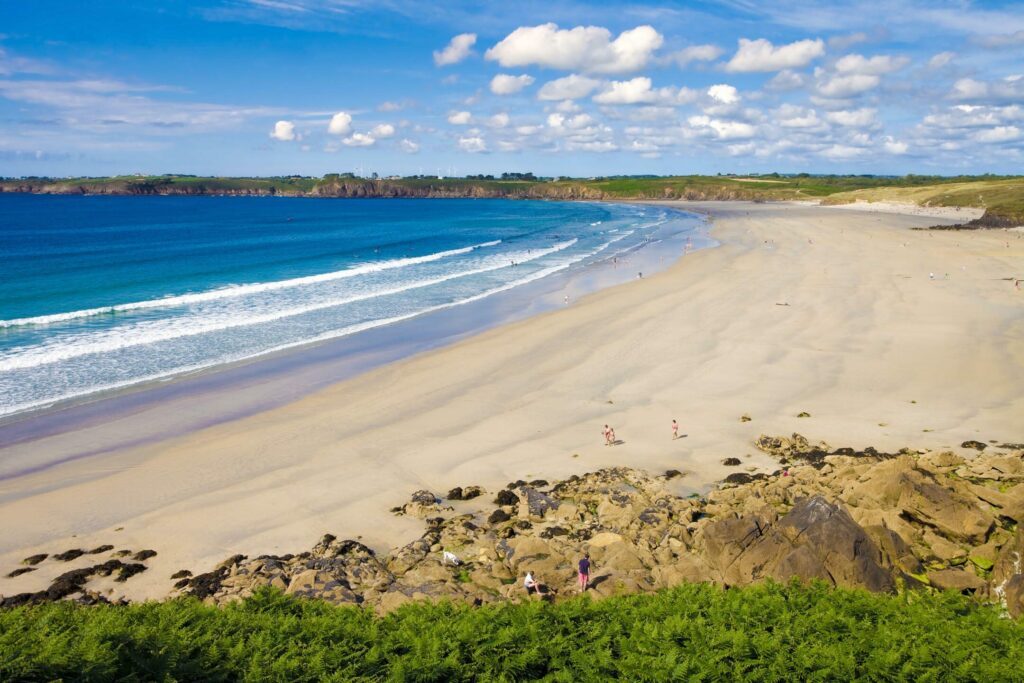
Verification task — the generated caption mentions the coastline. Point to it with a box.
[1,200,1022,603]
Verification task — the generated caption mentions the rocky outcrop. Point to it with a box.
[164,441,1023,615]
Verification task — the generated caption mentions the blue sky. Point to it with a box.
[1,0,1023,177]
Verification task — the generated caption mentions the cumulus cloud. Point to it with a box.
[371,123,395,138]
[547,112,595,129]
[327,112,352,136]
[950,76,1024,103]
[816,72,880,98]
[725,38,825,73]
[834,54,908,75]
[488,112,510,128]
[434,33,477,66]
[490,74,534,95]
[775,104,822,128]
[687,115,755,139]
[458,135,487,152]
[399,138,420,153]
[707,84,740,104]
[883,136,908,154]
[766,70,806,91]
[825,108,877,127]
[447,110,472,125]
[537,74,603,100]
[343,132,375,146]
[593,77,656,104]
[270,120,296,141]
[975,126,1020,142]
[486,23,663,74]
[669,44,723,67]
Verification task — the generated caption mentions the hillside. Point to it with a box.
[2,174,1022,223]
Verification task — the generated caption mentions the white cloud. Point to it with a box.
[434,33,477,66]
[828,32,868,50]
[975,126,1020,143]
[485,23,663,74]
[447,110,472,125]
[399,138,420,153]
[270,120,296,141]
[976,30,1024,48]
[670,44,723,67]
[342,132,375,146]
[817,73,880,98]
[371,123,395,138]
[821,144,865,159]
[766,70,806,91]
[567,140,617,152]
[516,125,542,135]
[707,84,739,104]
[928,52,955,69]
[952,78,988,100]
[537,74,602,100]
[834,54,908,75]
[883,136,908,154]
[775,104,821,128]
[688,115,755,139]
[593,77,655,104]
[825,107,877,127]
[327,111,352,136]
[554,99,581,112]
[458,135,487,152]
[725,38,825,73]
[547,112,595,129]
[377,101,403,112]
[488,112,510,128]
[490,73,535,95]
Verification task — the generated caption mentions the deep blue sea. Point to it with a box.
[0,195,700,417]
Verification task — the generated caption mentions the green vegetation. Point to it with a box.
[2,173,1022,222]
[2,582,1022,681]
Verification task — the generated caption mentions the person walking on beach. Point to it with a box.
[608,426,617,445]
[603,424,612,446]
[671,419,679,440]
[578,554,591,592]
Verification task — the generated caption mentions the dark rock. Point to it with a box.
[47,567,95,599]
[740,415,752,422]
[488,509,512,524]
[514,520,533,530]
[494,489,518,506]
[53,549,85,562]
[961,440,987,451]
[447,487,464,500]
[529,479,549,487]
[217,554,247,570]
[131,549,157,561]
[797,412,811,418]
[7,567,36,578]
[722,458,742,466]
[114,563,148,582]
[183,569,228,599]
[520,487,559,518]
[21,554,47,566]
[506,480,527,489]
[832,448,856,456]
[170,569,192,580]
[999,443,1024,451]
[88,545,114,554]
[540,526,569,539]
[409,490,439,506]
[664,469,684,479]
[112,550,132,558]
[723,473,754,485]
[447,485,485,501]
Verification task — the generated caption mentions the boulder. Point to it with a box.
[285,569,359,604]
[722,458,742,467]
[1001,575,1024,619]
[927,569,986,593]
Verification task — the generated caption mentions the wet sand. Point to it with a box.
[1,201,1021,601]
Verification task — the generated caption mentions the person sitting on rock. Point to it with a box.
[524,571,541,598]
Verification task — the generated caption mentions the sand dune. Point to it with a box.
[1,201,1021,601]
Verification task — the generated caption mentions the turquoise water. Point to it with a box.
[0,196,701,416]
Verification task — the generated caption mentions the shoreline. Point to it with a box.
[1,200,1022,603]
[0,202,709,473]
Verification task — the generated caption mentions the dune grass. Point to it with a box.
[1,581,1022,681]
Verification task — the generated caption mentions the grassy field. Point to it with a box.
[1,582,1021,681]
[821,177,1024,223]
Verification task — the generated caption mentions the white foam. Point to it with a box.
[0,239,504,329]
[0,240,577,372]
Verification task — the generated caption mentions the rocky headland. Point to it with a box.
[6,435,1022,617]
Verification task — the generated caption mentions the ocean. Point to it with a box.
[0,195,703,418]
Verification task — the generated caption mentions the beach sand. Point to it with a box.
[2,201,1022,601]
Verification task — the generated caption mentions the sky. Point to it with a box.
[1,0,1023,177]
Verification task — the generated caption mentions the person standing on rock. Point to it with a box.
[578,554,591,592]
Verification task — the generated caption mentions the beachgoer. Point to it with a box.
[608,426,616,445]
[603,424,613,446]
[524,571,540,598]
[578,554,591,592]
[671,419,679,440]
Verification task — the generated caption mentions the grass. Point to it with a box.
[1,582,1022,681]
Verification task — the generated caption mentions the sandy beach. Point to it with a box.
[2,200,1022,601]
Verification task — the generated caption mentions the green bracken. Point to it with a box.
[1,582,1022,681]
